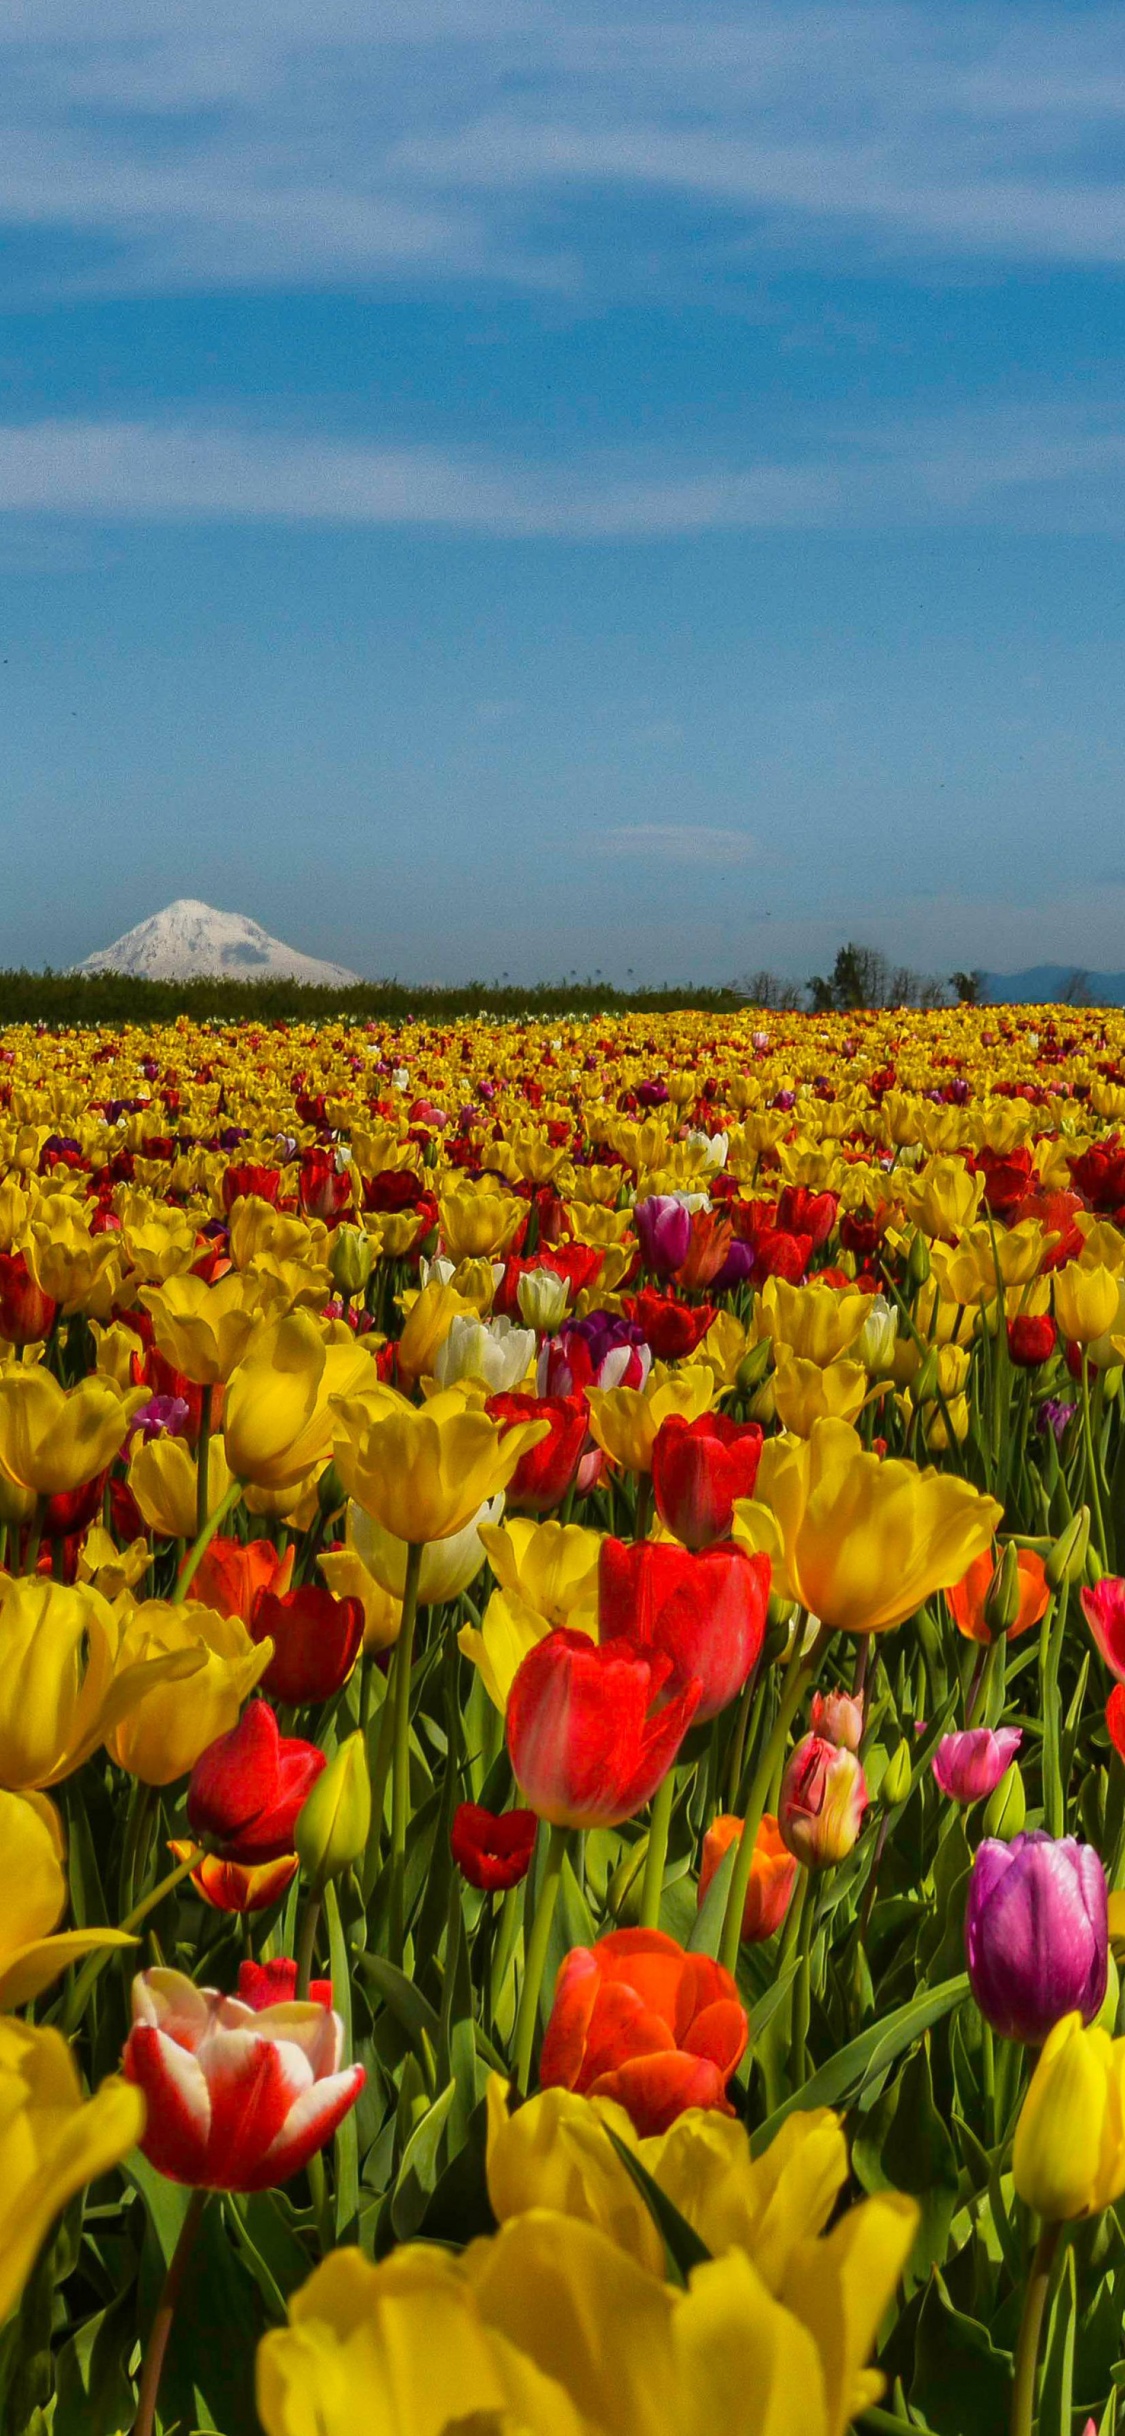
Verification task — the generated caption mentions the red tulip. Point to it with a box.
[1107,1685,1125,1760]
[776,1185,838,1248]
[538,1927,747,2134]
[249,1583,365,1704]
[622,1290,716,1361]
[299,1147,354,1227]
[1008,1314,1057,1368]
[195,1535,294,1627]
[186,1700,325,1860]
[698,1813,797,1943]
[485,1392,587,1513]
[650,1412,763,1549]
[506,1627,700,1828]
[598,1536,768,1720]
[237,1957,331,2010]
[0,1249,57,1346]
[1082,1578,1125,1683]
[122,1968,363,2190]
[222,1164,281,1212]
[450,1801,537,1890]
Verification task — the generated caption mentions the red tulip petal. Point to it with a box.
[537,1947,602,2090]
[200,2029,309,2186]
[125,2024,211,2184]
[679,1997,749,2077]
[587,2050,733,2137]
[245,2063,366,2190]
[577,1985,675,2088]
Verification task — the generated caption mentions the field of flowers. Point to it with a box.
[5,1001,1125,2436]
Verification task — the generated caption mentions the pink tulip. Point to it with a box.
[122,1968,364,2191]
[932,1726,1022,1805]
[1081,1578,1125,1682]
[778,1733,867,1867]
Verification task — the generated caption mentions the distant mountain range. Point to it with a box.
[75,900,362,986]
[984,965,1125,1007]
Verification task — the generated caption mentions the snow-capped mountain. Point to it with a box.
[75,900,362,986]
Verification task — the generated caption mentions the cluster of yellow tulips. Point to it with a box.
[4,998,1125,2434]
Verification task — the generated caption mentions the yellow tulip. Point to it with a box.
[901,1156,984,1240]
[104,1597,273,1785]
[246,1253,335,1313]
[0,1574,196,1790]
[1013,2012,1125,2221]
[128,1432,233,1539]
[345,1490,501,1605]
[76,1521,151,1599]
[227,1197,325,1271]
[478,1517,601,1628]
[0,1787,135,2007]
[91,1317,146,1388]
[439,1183,526,1263]
[255,2219,830,2436]
[138,1267,267,1384]
[318,1545,402,1652]
[586,1365,716,1475]
[395,1281,473,1386]
[25,1196,122,1313]
[733,1417,1001,1634]
[563,1201,636,1249]
[122,1207,200,1284]
[332,1387,547,1543]
[0,2020,143,2325]
[0,1367,146,1496]
[760,1279,873,1367]
[223,1310,375,1490]
[485,2077,665,2275]
[460,1583,563,1711]
[1054,1260,1122,1346]
[772,1352,867,1436]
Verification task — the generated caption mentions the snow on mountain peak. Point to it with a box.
[75,901,362,986]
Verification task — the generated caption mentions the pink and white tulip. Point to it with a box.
[122,1967,364,2192]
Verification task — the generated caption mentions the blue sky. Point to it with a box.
[2,0,1124,984]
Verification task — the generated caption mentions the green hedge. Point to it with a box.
[0,969,745,1026]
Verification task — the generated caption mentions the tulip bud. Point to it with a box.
[810,1688,864,1752]
[735,1339,772,1396]
[607,1837,648,1925]
[295,1731,371,1887]
[982,1763,1027,1841]
[1095,1949,1120,2035]
[516,1269,571,1334]
[1013,2010,1125,2222]
[764,1597,796,1657]
[911,1345,940,1406]
[1047,1506,1091,1592]
[983,1541,1023,1639]
[858,1296,897,1375]
[778,1733,867,1867]
[906,1230,931,1290]
[329,1226,373,1301]
[1079,1767,1108,1850]
[881,1739,912,1809]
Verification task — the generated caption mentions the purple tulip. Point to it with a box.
[965,1831,1107,2044]
[634,1195,693,1280]
[932,1726,1022,1805]
[709,1239,756,1295]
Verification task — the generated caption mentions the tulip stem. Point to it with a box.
[195,1384,213,1544]
[389,1538,424,1959]
[174,1479,241,1603]
[639,1769,675,1930]
[513,1821,568,2093]
[1080,1355,1108,1565]
[133,2187,208,2436]
[295,1893,322,2001]
[719,1622,832,1979]
[1009,2220,1062,2436]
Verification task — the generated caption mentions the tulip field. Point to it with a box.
[8,1004,1125,2436]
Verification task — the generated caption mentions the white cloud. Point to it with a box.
[591,824,758,862]
[1,400,1125,537]
[1,3,1125,294]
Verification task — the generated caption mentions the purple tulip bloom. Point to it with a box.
[965,1831,1107,2044]
[126,1394,192,1447]
[709,1239,757,1295]
[634,1195,693,1280]
[932,1726,1022,1805]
